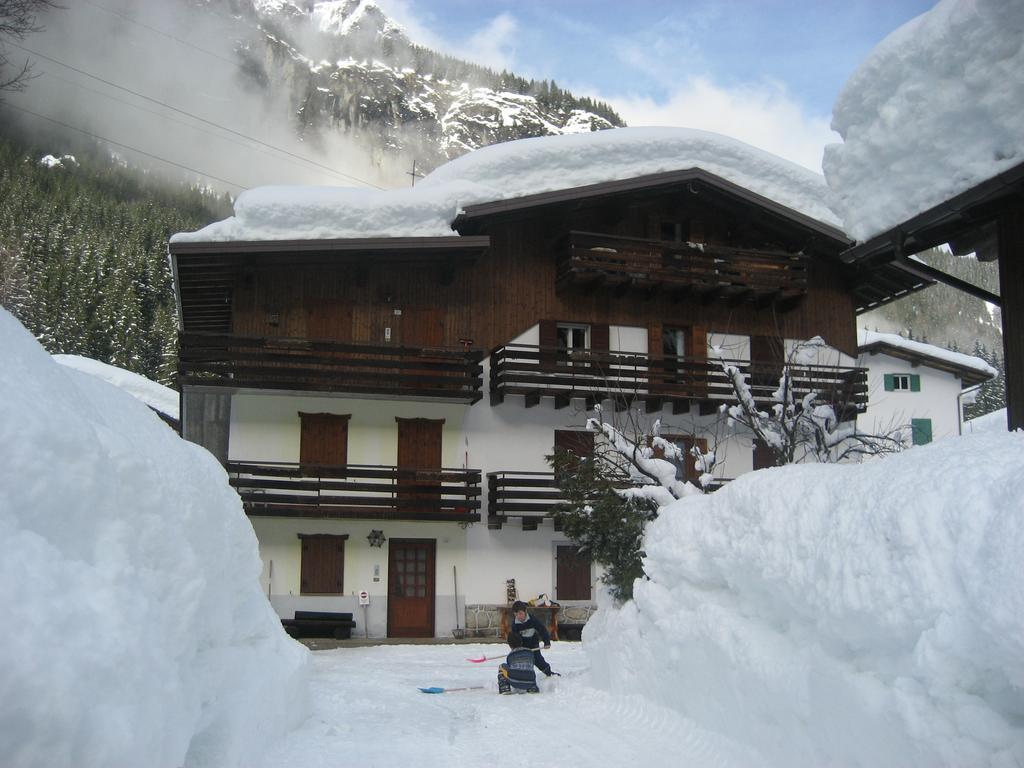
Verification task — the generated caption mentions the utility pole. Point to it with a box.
[407,159,424,187]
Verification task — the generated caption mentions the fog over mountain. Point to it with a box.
[8,0,620,193]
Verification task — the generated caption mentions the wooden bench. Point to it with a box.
[281,610,357,640]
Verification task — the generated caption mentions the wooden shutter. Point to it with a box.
[910,374,921,392]
[554,429,594,458]
[648,324,664,393]
[911,418,932,445]
[298,534,347,594]
[884,373,895,391]
[652,435,708,481]
[753,438,776,470]
[539,319,558,366]
[686,326,707,397]
[589,323,609,374]
[299,412,350,467]
[556,544,592,600]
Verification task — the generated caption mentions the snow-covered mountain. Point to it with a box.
[221,0,620,171]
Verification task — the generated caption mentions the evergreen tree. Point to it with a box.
[0,122,227,387]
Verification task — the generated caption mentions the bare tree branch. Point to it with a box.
[0,1,61,93]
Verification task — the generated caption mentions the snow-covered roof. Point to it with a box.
[52,355,179,421]
[857,329,997,384]
[824,0,1024,242]
[172,127,842,243]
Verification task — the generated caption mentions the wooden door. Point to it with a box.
[299,412,350,468]
[387,538,436,637]
[396,418,443,514]
[556,544,591,600]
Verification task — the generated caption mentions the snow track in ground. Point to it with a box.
[254,643,752,768]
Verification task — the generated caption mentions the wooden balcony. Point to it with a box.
[486,472,566,530]
[489,344,867,417]
[179,332,484,402]
[558,231,809,303]
[487,470,733,530]
[228,461,482,522]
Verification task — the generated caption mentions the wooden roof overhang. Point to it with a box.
[840,162,1024,313]
[858,340,996,388]
[451,167,927,306]
[840,160,1024,430]
[169,235,489,333]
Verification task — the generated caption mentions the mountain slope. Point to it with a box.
[225,0,623,171]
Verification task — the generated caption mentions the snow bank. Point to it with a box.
[824,0,1024,242]
[965,408,1009,434]
[0,309,309,768]
[53,354,180,421]
[173,127,840,242]
[585,431,1024,766]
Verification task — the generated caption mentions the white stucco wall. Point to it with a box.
[858,350,967,443]
[225,323,802,636]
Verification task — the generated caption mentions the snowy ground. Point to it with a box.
[254,642,753,768]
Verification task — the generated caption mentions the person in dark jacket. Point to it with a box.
[498,631,540,694]
[511,600,557,677]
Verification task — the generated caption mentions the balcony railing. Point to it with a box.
[179,332,484,402]
[228,461,482,522]
[487,470,733,530]
[490,344,867,416]
[486,472,566,529]
[558,231,809,302]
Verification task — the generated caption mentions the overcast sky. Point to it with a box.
[375,0,936,170]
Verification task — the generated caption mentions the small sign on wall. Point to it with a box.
[358,590,370,605]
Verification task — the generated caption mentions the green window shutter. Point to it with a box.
[883,374,895,391]
[911,418,932,445]
[910,374,921,392]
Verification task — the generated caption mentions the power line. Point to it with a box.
[35,68,363,184]
[6,41,386,190]
[2,102,249,191]
[80,0,240,69]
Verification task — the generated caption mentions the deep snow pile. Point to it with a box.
[53,354,180,421]
[0,309,309,768]
[824,0,1024,242]
[172,127,840,242]
[585,430,1024,766]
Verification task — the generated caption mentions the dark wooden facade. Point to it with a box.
[173,174,875,365]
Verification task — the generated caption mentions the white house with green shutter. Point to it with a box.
[857,330,996,446]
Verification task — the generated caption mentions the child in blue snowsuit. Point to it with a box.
[498,631,539,694]
[511,600,556,677]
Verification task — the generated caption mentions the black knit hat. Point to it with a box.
[511,600,528,612]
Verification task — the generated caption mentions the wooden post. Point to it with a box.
[998,202,1024,431]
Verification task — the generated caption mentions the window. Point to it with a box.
[884,373,920,392]
[911,418,933,446]
[556,323,589,365]
[556,323,588,354]
[298,534,347,594]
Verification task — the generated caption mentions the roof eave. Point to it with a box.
[453,167,851,245]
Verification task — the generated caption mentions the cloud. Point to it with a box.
[460,14,518,72]
[375,1,518,73]
[607,76,838,172]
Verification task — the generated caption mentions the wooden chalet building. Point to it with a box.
[170,129,919,639]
